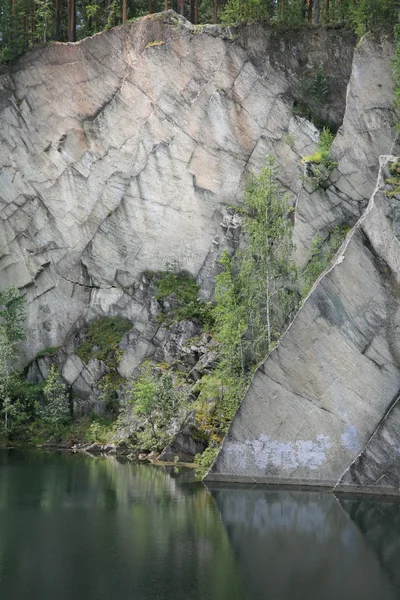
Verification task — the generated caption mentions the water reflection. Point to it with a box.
[212,488,400,600]
[0,451,399,600]
[0,451,243,600]
[209,486,399,600]
[339,496,400,592]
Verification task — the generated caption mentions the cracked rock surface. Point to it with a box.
[206,157,400,495]
[0,12,355,360]
[293,34,398,267]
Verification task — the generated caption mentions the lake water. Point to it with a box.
[0,450,399,600]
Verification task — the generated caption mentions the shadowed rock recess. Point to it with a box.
[206,156,400,495]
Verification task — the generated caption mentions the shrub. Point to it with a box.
[119,361,188,451]
[194,446,220,473]
[384,159,400,198]
[302,127,337,188]
[76,316,132,364]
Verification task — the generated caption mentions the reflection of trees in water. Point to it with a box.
[0,451,244,600]
[0,451,189,510]
[339,497,400,592]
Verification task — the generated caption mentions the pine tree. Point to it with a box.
[41,365,71,435]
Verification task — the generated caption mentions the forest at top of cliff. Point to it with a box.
[0,0,398,63]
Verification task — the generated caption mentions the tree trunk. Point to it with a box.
[325,0,330,19]
[31,6,35,45]
[68,0,76,42]
[213,0,218,23]
[313,0,320,23]
[148,0,153,14]
[190,0,195,22]
[55,0,61,40]
[165,0,168,10]
[122,0,127,23]
[12,0,17,41]
[23,12,28,50]
[194,0,198,23]
[177,0,183,15]
[307,0,313,22]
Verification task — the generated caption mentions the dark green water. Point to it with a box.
[0,450,400,600]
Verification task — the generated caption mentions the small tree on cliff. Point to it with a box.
[195,157,299,444]
[239,155,298,359]
[40,365,71,435]
[214,156,298,371]
[0,287,26,436]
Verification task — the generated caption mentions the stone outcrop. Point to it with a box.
[293,34,398,267]
[0,13,355,364]
[205,156,400,495]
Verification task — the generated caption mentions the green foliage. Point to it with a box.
[145,40,166,48]
[302,127,337,188]
[350,0,398,40]
[0,287,25,343]
[35,346,59,359]
[98,372,124,414]
[152,270,213,327]
[220,0,305,25]
[86,418,115,443]
[39,365,71,435]
[0,288,27,438]
[34,0,54,43]
[292,66,330,128]
[302,225,350,295]
[156,271,200,303]
[195,157,299,443]
[194,370,249,443]
[300,66,329,106]
[120,361,188,450]
[193,445,220,473]
[0,0,398,65]
[76,316,132,365]
[282,132,295,148]
[384,159,400,197]
[239,158,299,356]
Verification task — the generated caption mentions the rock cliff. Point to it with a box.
[206,156,400,495]
[0,13,354,364]
[2,12,400,489]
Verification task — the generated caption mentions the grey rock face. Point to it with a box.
[0,13,354,361]
[206,157,400,494]
[294,35,398,267]
[336,396,400,493]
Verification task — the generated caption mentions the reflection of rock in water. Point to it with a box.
[208,487,396,600]
[339,496,400,592]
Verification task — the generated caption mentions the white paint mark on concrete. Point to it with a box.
[225,441,248,471]
[244,433,332,471]
[341,424,358,451]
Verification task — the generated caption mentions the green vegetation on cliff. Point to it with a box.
[76,316,132,364]
[193,157,299,450]
[0,155,350,466]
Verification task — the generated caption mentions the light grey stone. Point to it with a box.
[206,157,400,493]
[293,35,397,267]
[62,355,84,385]
[0,14,354,361]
